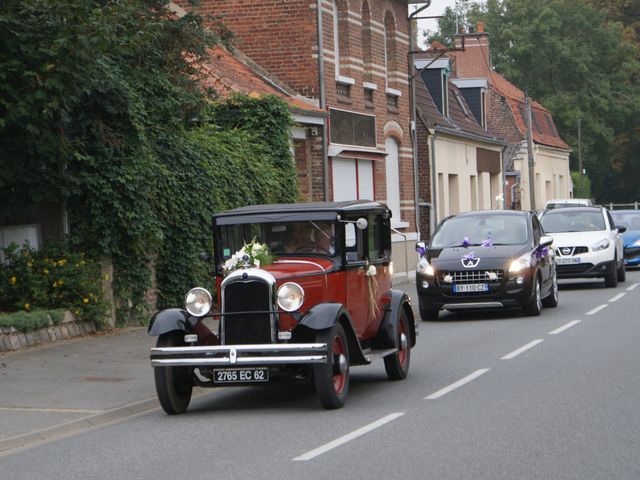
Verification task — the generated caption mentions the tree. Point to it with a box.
[0,1,298,321]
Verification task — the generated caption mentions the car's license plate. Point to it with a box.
[453,283,489,293]
[556,257,581,265]
[213,367,269,384]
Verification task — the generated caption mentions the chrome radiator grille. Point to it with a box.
[222,280,273,345]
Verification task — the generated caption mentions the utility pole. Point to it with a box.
[577,117,582,176]
[524,90,536,209]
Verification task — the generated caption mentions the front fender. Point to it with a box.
[298,303,367,365]
[376,290,416,349]
[148,308,198,336]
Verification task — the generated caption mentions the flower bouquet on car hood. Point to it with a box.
[223,239,274,274]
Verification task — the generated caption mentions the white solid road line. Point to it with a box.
[424,369,490,400]
[501,339,544,360]
[609,293,626,303]
[292,412,405,461]
[586,304,608,315]
[549,320,581,335]
[626,283,639,291]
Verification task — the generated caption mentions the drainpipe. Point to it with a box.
[430,130,438,229]
[408,2,431,238]
[317,0,329,201]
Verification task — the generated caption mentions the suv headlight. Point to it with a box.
[509,254,531,273]
[417,257,435,276]
[592,238,610,251]
[277,282,305,312]
[185,288,212,317]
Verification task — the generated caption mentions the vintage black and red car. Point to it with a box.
[148,201,416,414]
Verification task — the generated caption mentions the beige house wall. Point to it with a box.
[515,144,572,211]
[433,135,504,221]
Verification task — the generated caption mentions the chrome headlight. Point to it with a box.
[417,257,435,276]
[509,254,531,273]
[277,282,305,312]
[184,288,212,317]
[592,238,610,251]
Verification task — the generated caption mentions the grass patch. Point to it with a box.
[0,309,67,333]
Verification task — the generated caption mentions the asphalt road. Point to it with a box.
[1,272,639,480]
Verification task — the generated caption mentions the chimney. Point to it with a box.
[453,22,491,79]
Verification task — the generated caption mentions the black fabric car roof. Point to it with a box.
[214,201,390,225]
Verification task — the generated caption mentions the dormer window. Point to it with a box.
[441,69,450,118]
[416,57,452,118]
[450,78,489,129]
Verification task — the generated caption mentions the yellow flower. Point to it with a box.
[83,298,89,304]
[57,259,66,266]
[24,303,30,311]
[43,268,49,274]
[53,281,58,288]
[9,276,16,285]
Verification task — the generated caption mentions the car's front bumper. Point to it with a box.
[623,246,640,266]
[416,272,535,311]
[150,343,328,368]
[556,259,616,279]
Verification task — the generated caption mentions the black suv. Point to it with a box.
[416,210,557,320]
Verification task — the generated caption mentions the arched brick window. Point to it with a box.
[361,0,372,82]
[332,0,350,80]
[383,11,397,88]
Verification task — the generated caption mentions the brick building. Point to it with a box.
[173,0,420,274]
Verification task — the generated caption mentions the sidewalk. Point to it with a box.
[0,327,158,455]
[0,277,417,455]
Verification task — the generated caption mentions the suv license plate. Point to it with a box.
[213,368,269,384]
[453,283,489,293]
[556,257,581,265]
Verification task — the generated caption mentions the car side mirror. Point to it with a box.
[540,235,553,248]
[617,225,627,233]
[415,241,427,256]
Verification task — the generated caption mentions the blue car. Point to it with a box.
[611,210,640,268]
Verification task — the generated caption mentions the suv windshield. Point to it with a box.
[216,220,336,263]
[540,210,606,232]
[430,215,528,248]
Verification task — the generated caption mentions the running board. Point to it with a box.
[362,347,398,363]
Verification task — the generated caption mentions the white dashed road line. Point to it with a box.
[293,412,405,461]
[586,304,608,316]
[627,283,639,292]
[501,339,544,360]
[424,369,490,400]
[609,293,626,302]
[549,320,581,335]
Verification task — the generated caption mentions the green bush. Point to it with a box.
[0,243,110,327]
[0,309,66,333]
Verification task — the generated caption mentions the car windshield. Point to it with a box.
[430,214,529,248]
[540,210,606,232]
[611,211,640,231]
[216,220,337,264]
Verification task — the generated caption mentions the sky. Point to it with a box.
[412,1,486,50]
[412,0,458,38]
